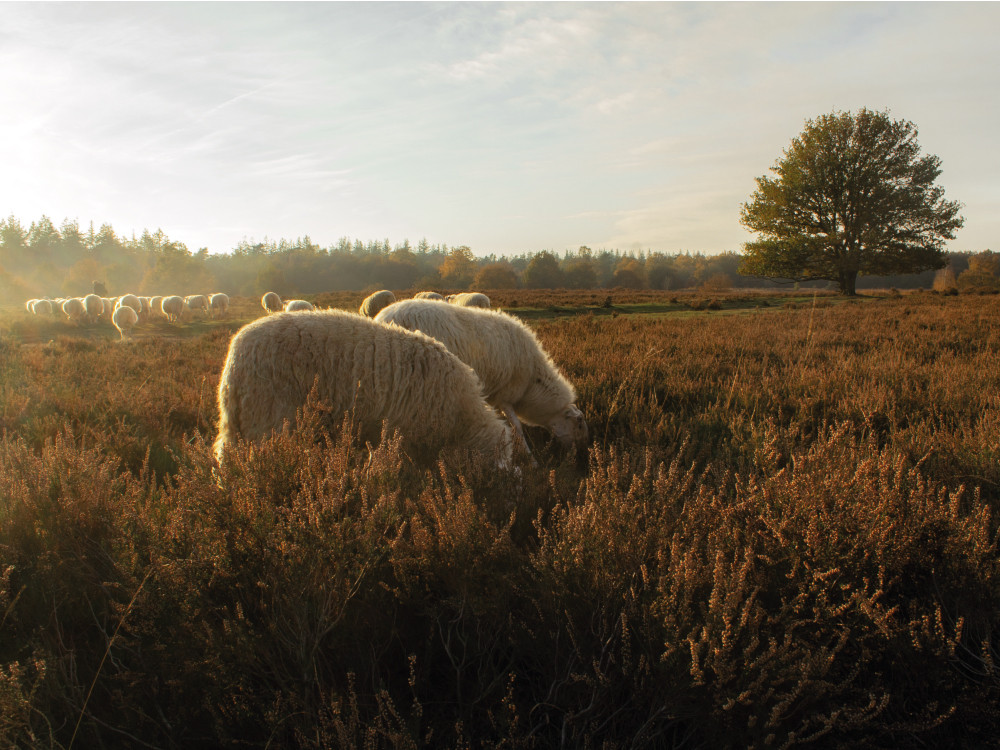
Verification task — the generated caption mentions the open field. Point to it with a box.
[1,292,999,748]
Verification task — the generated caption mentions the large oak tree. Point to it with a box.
[739,109,964,295]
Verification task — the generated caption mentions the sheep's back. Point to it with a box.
[218,310,484,450]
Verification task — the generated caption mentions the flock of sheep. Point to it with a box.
[24,292,230,339]
[216,287,586,468]
[22,284,584,466]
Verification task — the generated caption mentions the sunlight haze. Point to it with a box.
[1,1,997,255]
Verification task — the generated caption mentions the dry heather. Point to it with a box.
[0,293,998,748]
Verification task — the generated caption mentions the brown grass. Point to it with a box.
[0,293,998,747]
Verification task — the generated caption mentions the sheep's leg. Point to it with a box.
[501,405,537,465]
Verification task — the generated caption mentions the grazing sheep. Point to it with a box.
[376,299,587,454]
[62,297,87,324]
[161,295,184,322]
[112,303,139,340]
[447,292,491,309]
[209,293,230,318]
[359,290,395,318]
[119,294,142,315]
[283,299,314,312]
[185,294,208,318]
[30,299,53,316]
[262,292,283,314]
[83,293,103,323]
[413,291,445,301]
[214,310,513,468]
[149,296,164,318]
[25,298,38,312]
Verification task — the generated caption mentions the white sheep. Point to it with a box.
[149,296,164,318]
[185,294,208,318]
[82,293,103,323]
[161,295,184,322]
[209,293,229,318]
[118,294,142,315]
[413,291,445,301]
[25,298,38,312]
[447,292,491,309]
[359,289,396,318]
[30,299,53,316]
[62,297,87,324]
[213,310,513,468]
[283,299,314,312]
[375,299,587,454]
[262,292,283,313]
[112,303,139,340]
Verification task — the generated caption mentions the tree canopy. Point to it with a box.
[739,109,964,295]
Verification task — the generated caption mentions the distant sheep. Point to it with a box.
[119,294,142,315]
[161,295,184,322]
[185,294,208,318]
[447,292,491,309]
[62,297,87,324]
[31,299,53,316]
[209,293,230,318]
[150,296,164,317]
[214,310,513,467]
[25,299,38,312]
[112,304,138,340]
[283,299,314,312]
[413,291,445,301]
[376,299,587,454]
[262,292,283,314]
[359,290,395,318]
[82,293,103,323]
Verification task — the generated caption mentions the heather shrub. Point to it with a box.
[0,294,998,747]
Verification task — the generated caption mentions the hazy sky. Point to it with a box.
[1,2,997,256]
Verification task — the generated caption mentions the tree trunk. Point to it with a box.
[838,269,858,296]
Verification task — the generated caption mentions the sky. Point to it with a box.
[1,1,998,257]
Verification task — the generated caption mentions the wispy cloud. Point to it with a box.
[0,2,997,255]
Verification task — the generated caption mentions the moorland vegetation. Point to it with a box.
[0,290,998,748]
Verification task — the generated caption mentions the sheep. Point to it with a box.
[25,298,38,312]
[262,292,283,314]
[213,309,513,468]
[413,291,445,301]
[31,299,53,316]
[447,292,491,309]
[62,297,87,324]
[161,295,184,322]
[83,293,103,323]
[283,299,314,312]
[112,303,138,340]
[359,290,395,318]
[139,296,153,320]
[375,299,588,455]
[119,294,142,315]
[149,296,164,318]
[185,294,208,318]
[209,293,229,318]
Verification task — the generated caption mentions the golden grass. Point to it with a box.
[0,293,998,747]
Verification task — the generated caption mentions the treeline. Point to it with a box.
[0,214,992,301]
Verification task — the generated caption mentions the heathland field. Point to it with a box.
[1,290,999,748]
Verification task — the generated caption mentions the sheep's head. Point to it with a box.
[546,404,588,452]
